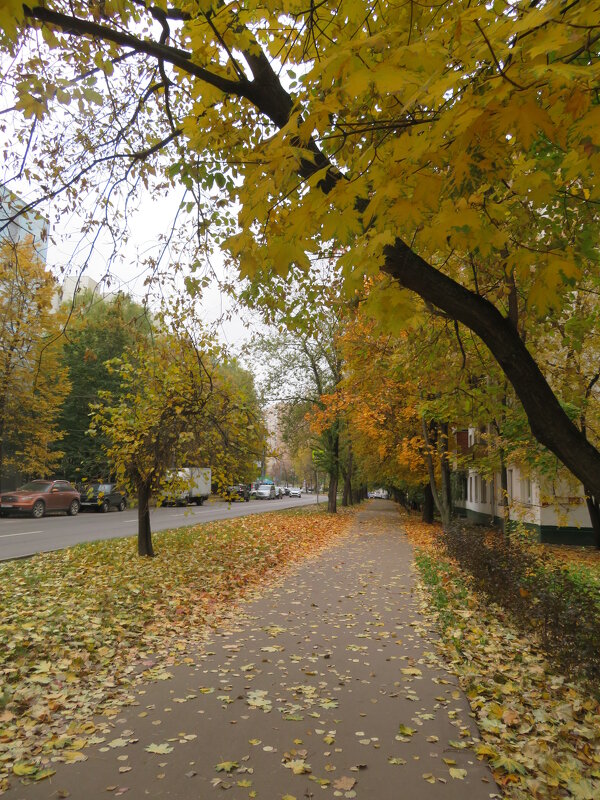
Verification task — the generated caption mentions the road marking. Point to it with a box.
[0,530,43,538]
[116,520,137,525]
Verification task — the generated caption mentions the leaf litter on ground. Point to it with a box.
[403,513,600,800]
[0,505,354,792]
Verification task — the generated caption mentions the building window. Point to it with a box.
[469,476,473,502]
[474,476,479,503]
[481,479,487,504]
[520,477,532,505]
[507,469,513,502]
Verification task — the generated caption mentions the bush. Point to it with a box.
[444,523,600,688]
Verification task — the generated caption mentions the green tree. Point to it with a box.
[57,290,152,481]
[0,238,69,483]
[4,1,600,504]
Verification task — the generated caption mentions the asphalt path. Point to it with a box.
[0,494,320,561]
[15,501,498,800]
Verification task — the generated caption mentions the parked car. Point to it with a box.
[227,484,250,502]
[255,483,276,500]
[79,483,127,512]
[275,485,285,498]
[0,480,80,519]
[288,486,302,498]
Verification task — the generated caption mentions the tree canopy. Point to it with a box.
[92,326,265,554]
[2,1,600,499]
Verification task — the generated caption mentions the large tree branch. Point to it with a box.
[20,3,600,501]
[383,240,600,499]
[24,6,251,97]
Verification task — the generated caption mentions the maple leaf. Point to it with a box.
[215,761,239,773]
[284,759,311,775]
[145,743,173,755]
[13,763,37,776]
[333,776,356,790]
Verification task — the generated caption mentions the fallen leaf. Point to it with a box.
[145,743,174,755]
[449,767,467,780]
[333,776,356,790]
[215,761,239,773]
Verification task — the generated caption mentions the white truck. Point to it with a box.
[165,467,211,506]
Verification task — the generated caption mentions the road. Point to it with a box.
[0,494,320,561]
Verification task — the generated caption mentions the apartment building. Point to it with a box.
[454,427,595,544]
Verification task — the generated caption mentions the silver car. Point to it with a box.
[255,483,276,500]
[288,487,302,498]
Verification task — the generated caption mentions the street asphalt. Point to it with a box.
[0,494,320,561]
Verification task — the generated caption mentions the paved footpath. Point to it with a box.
[15,502,499,799]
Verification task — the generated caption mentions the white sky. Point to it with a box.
[41,185,256,354]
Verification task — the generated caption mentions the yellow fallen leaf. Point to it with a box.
[449,767,467,780]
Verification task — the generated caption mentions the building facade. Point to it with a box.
[454,427,595,545]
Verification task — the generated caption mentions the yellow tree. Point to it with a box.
[315,313,432,513]
[92,330,265,556]
[0,238,69,481]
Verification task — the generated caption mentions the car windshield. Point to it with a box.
[17,481,52,492]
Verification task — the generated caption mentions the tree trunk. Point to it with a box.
[439,421,452,523]
[328,470,338,513]
[137,481,154,557]
[327,425,339,513]
[342,449,353,507]
[584,489,600,549]
[422,482,434,523]
[383,240,600,501]
[0,428,4,493]
[421,417,451,530]
[500,457,511,539]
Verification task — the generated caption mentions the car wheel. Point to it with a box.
[101,500,110,513]
[118,499,126,512]
[67,499,80,516]
[0,509,9,517]
[32,500,45,519]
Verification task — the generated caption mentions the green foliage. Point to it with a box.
[56,290,151,481]
[414,550,468,631]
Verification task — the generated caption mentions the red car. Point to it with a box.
[0,480,80,519]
